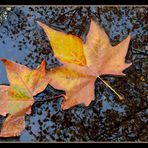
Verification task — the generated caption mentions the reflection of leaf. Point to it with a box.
[38,19,132,110]
[0,59,48,137]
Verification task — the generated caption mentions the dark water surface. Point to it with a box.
[0,6,147,142]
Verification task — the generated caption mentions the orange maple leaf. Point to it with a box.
[38,19,132,110]
[0,59,48,137]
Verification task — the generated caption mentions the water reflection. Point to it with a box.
[0,6,147,141]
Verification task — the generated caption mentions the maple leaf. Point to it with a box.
[0,59,48,137]
[37,19,132,110]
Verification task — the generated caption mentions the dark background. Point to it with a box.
[0,6,147,142]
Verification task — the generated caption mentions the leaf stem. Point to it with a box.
[97,75,124,100]
[35,94,66,103]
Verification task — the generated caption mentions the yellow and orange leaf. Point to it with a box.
[0,59,48,137]
[37,21,86,66]
[38,19,132,110]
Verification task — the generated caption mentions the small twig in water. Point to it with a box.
[35,94,66,103]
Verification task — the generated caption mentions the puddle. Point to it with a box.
[0,6,147,142]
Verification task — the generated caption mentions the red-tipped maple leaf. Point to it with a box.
[0,59,48,137]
